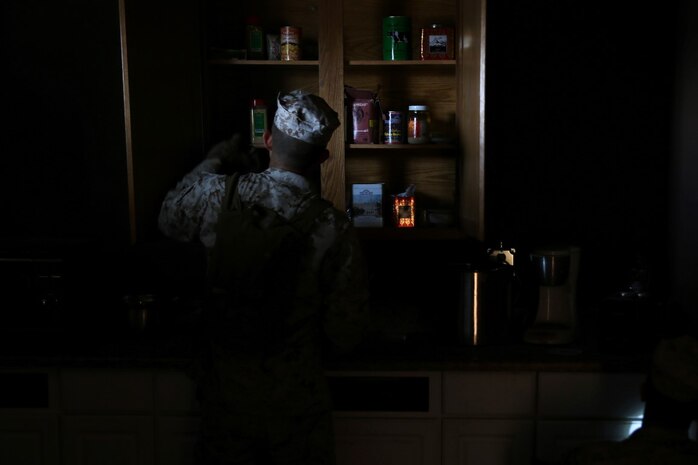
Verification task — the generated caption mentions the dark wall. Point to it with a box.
[485,2,681,308]
[669,0,698,328]
[1,0,130,246]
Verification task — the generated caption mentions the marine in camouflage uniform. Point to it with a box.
[158,91,369,464]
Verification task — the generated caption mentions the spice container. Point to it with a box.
[245,16,264,59]
[250,98,267,147]
[407,105,430,144]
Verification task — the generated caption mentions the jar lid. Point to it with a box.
[409,105,428,111]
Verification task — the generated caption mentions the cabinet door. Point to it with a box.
[61,369,153,412]
[62,415,154,465]
[156,416,200,465]
[443,419,535,465]
[333,418,440,465]
[537,372,646,419]
[0,414,59,465]
[536,420,642,465]
[154,370,200,465]
[443,371,537,417]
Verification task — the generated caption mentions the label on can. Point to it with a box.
[383,111,404,144]
[280,26,302,61]
[383,16,410,60]
[266,34,280,60]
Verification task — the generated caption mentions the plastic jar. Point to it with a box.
[250,98,267,147]
[407,105,430,144]
[245,16,264,59]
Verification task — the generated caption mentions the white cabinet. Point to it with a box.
[443,419,535,465]
[535,372,646,464]
[58,368,200,465]
[442,372,536,465]
[61,415,154,465]
[60,368,155,465]
[0,413,60,465]
[329,371,441,465]
[0,369,59,465]
[154,370,200,465]
[334,418,441,465]
[443,372,537,417]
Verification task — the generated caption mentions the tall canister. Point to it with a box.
[383,16,411,60]
[456,263,515,346]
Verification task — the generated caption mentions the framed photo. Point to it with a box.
[351,183,384,227]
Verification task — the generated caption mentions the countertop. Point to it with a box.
[0,325,651,373]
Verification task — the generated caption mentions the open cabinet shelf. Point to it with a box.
[202,0,485,240]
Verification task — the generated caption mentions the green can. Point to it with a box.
[383,16,410,60]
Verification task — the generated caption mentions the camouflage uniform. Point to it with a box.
[158,161,370,464]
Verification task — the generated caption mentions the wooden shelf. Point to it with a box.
[348,60,456,66]
[348,143,456,150]
[356,227,468,241]
[208,59,319,66]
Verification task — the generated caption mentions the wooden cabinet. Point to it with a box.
[203,0,486,239]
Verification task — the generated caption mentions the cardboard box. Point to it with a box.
[351,183,384,227]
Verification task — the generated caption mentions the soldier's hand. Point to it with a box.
[206,134,269,174]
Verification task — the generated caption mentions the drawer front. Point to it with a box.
[443,372,536,417]
[538,372,645,419]
[326,371,441,417]
[61,369,153,412]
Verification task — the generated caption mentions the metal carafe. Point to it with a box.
[456,244,517,346]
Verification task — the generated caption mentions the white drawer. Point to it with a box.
[538,372,645,419]
[61,369,153,412]
[443,371,536,417]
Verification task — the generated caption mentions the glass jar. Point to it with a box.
[407,105,430,144]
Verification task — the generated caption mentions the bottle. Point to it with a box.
[250,99,267,147]
[245,16,264,59]
[407,105,430,144]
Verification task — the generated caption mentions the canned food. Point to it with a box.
[383,110,404,144]
[280,26,302,61]
[383,16,410,60]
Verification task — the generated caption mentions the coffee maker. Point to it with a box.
[523,246,580,345]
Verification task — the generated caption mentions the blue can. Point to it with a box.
[383,110,404,144]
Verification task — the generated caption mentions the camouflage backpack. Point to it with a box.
[205,172,331,354]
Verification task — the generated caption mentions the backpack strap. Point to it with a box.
[222,171,331,232]
[292,196,332,235]
[222,172,243,212]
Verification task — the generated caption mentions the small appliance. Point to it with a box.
[523,245,580,345]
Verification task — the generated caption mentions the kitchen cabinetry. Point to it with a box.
[535,372,645,464]
[60,368,200,465]
[0,366,648,464]
[329,371,442,465]
[204,0,486,239]
[0,369,59,465]
[442,372,536,465]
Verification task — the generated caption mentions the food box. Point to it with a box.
[345,86,379,144]
[351,183,384,227]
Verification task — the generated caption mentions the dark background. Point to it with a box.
[2,0,696,334]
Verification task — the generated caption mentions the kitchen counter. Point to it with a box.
[0,325,651,374]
